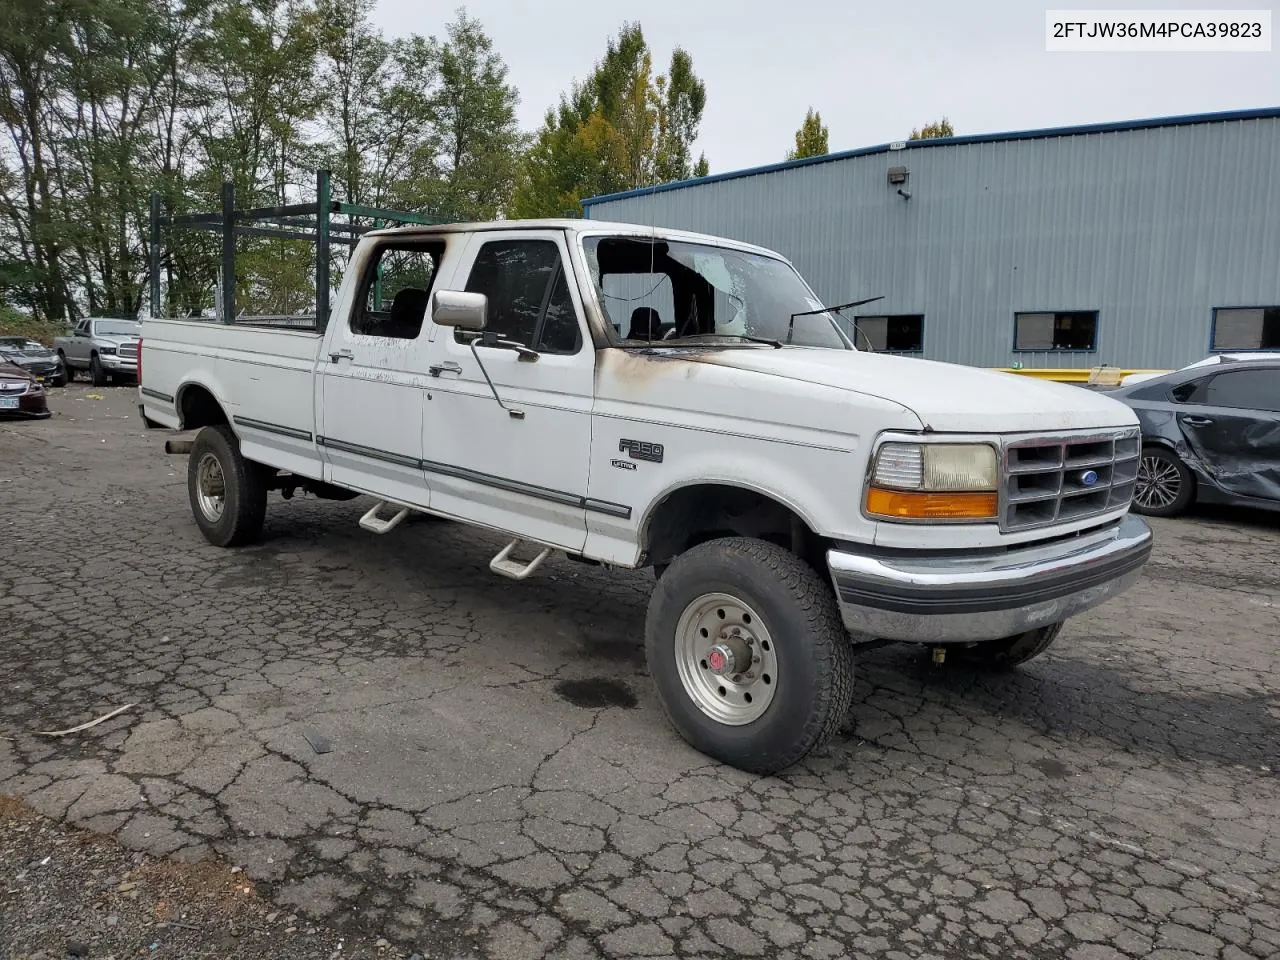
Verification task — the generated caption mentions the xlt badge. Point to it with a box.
[619,439,664,463]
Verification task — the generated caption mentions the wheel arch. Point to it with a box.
[640,480,828,572]
[176,380,232,431]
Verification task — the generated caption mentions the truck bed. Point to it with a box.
[140,318,323,477]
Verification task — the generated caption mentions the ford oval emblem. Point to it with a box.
[1079,469,1100,487]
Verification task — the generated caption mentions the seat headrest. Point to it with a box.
[628,306,662,340]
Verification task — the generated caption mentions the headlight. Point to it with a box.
[99,346,117,355]
[866,442,999,521]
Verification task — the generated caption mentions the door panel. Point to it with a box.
[421,231,596,550]
[316,240,447,508]
[1176,368,1280,502]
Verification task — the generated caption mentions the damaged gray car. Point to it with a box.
[1107,356,1280,517]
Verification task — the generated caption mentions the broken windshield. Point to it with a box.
[581,235,851,350]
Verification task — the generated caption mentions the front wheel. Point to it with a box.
[952,622,1064,668]
[1133,447,1194,517]
[645,537,854,774]
[187,425,268,547]
[90,354,107,386]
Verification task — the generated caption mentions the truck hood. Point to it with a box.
[688,347,1139,433]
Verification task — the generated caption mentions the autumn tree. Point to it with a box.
[909,117,955,140]
[512,22,708,218]
[786,107,829,160]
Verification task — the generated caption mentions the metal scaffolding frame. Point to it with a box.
[148,169,440,333]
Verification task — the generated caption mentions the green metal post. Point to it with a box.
[221,181,235,324]
[149,192,161,318]
[373,218,383,308]
[316,169,331,333]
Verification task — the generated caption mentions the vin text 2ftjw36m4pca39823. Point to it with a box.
[139,218,1153,774]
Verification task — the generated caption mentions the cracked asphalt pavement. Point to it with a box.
[2,382,1279,960]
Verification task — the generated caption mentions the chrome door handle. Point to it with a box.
[329,348,353,363]
[429,361,462,377]
[1180,416,1213,426]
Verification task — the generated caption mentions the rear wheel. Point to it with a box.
[58,353,74,382]
[952,622,1064,668]
[1133,447,1194,517]
[645,537,854,774]
[187,425,268,547]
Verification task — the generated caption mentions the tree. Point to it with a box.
[786,107,828,160]
[909,117,955,140]
[512,22,708,218]
[411,9,522,221]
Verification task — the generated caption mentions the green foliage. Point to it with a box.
[0,0,524,321]
[909,117,955,140]
[786,107,828,160]
[0,303,64,344]
[511,22,708,218]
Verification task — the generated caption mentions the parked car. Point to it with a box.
[0,336,66,385]
[140,218,1153,774]
[1107,356,1280,516]
[54,317,141,385]
[0,360,51,419]
[1119,352,1280,386]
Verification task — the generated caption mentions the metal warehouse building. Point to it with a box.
[582,107,1280,371]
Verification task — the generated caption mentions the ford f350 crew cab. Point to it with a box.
[139,219,1153,773]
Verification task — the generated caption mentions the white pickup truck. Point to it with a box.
[139,218,1153,773]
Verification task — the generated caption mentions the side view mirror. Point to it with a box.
[432,290,487,331]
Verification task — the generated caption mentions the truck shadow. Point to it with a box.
[842,641,1280,772]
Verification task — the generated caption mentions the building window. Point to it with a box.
[1014,311,1098,351]
[1211,307,1280,351]
[854,315,924,352]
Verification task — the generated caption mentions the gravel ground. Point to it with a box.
[0,797,408,960]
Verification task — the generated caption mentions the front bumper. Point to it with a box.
[827,514,1153,643]
[101,354,137,373]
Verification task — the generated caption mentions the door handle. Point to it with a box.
[429,361,462,377]
[329,348,353,363]
[1180,416,1214,426]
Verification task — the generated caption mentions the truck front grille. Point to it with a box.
[1002,430,1140,531]
[118,343,138,359]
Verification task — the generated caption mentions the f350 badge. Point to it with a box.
[618,438,664,463]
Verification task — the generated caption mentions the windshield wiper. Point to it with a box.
[786,294,885,345]
[661,332,782,349]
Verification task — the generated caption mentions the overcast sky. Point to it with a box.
[371,0,1279,173]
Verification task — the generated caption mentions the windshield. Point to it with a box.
[582,235,850,349]
[0,337,39,350]
[93,320,141,337]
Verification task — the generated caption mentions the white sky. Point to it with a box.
[371,0,1280,173]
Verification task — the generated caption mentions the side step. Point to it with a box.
[490,539,553,581]
[359,500,410,534]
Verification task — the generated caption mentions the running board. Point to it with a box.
[490,539,553,580]
[359,500,410,534]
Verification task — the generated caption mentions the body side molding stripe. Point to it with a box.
[234,416,313,442]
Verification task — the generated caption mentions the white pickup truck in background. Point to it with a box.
[139,218,1153,773]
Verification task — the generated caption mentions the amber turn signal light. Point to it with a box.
[865,487,998,521]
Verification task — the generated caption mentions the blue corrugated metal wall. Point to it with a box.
[583,115,1280,369]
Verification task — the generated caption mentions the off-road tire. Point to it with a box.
[188,425,269,547]
[952,622,1064,668]
[59,353,74,383]
[1132,446,1194,518]
[90,354,107,386]
[646,537,854,774]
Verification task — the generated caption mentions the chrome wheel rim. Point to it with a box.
[196,452,226,522]
[1135,455,1181,509]
[674,592,778,725]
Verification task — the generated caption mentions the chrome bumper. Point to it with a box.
[827,514,1153,643]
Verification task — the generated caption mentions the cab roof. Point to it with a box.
[363,218,791,264]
